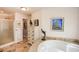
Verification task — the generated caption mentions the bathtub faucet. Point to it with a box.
[41,29,46,41]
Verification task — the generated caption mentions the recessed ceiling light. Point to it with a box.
[21,7,26,11]
[0,10,4,13]
[21,7,31,11]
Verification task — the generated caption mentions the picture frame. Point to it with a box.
[51,17,64,31]
[34,19,39,26]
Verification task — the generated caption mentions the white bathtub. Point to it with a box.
[37,40,79,52]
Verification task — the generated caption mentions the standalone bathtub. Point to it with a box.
[37,40,79,52]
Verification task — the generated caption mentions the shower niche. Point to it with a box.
[0,13,14,45]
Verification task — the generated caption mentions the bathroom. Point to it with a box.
[0,7,79,52]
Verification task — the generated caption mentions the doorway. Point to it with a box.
[23,19,28,41]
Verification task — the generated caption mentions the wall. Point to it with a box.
[77,12,79,39]
[32,7,79,40]
[32,10,42,40]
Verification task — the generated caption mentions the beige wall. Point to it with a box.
[32,7,79,40]
[32,10,42,40]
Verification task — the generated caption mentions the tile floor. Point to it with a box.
[0,40,31,52]
[29,39,42,52]
[0,37,79,52]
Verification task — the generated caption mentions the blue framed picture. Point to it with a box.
[51,17,64,31]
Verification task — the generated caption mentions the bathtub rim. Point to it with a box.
[37,40,79,52]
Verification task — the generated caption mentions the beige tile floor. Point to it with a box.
[0,40,30,52]
[29,39,42,52]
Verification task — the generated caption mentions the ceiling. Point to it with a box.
[0,7,42,15]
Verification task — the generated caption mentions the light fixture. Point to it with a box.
[21,7,31,11]
[0,10,4,13]
[21,7,26,11]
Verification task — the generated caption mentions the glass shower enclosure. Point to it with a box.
[0,18,14,45]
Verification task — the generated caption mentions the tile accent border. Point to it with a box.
[46,37,79,45]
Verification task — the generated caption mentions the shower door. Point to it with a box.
[0,19,14,45]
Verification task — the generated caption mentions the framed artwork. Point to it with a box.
[51,17,64,31]
[34,19,39,26]
[30,20,33,26]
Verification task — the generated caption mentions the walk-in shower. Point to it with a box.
[0,14,14,45]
